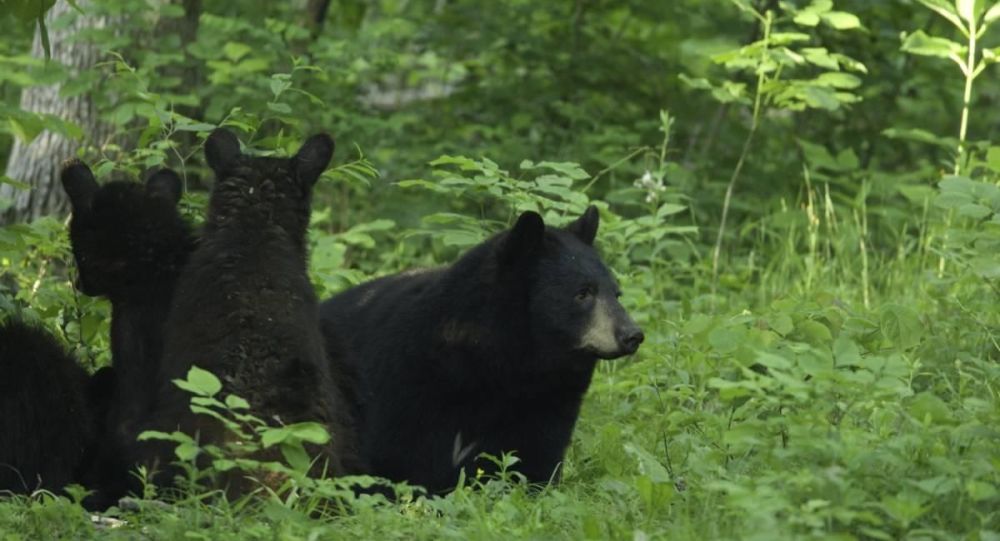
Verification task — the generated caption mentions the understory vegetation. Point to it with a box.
[0,0,998,539]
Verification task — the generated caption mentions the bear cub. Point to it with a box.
[61,161,196,508]
[0,319,95,494]
[320,206,644,493]
[142,129,359,490]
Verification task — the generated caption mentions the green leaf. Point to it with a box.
[285,422,331,445]
[520,160,590,180]
[956,0,981,23]
[0,176,30,190]
[794,11,820,26]
[225,395,250,410]
[901,30,966,60]
[958,202,992,218]
[882,127,956,148]
[656,203,687,219]
[821,11,862,30]
[280,442,312,472]
[879,304,922,350]
[801,47,839,70]
[767,313,794,336]
[174,441,200,461]
[986,146,1000,172]
[906,392,954,424]
[222,42,251,62]
[267,102,292,114]
[623,443,671,483]
[173,366,222,397]
[985,1,1000,23]
[815,72,862,89]
[261,426,290,448]
[916,0,968,32]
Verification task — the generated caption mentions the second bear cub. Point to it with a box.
[144,129,358,488]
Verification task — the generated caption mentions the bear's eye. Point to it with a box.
[575,286,595,302]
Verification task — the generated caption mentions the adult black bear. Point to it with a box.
[142,129,359,491]
[319,206,644,493]
[0,319,95,494]
[61,161,195,507]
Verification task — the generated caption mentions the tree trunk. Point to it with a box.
[1,0,115,225]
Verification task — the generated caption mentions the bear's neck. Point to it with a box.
[109,283,176,405]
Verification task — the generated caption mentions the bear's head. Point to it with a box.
[202,128,333,247]
[497,206,644,363]
[61,161,193,300]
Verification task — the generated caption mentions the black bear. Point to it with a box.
[0,319,95,494]
[319,206,644,493]
[141,128,359,491]
[61,161,196,507]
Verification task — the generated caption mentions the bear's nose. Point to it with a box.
[619,328,645,354]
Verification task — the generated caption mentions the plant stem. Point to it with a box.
[955,21,977,176]
[939,17,978,276]
[711,10,772,301]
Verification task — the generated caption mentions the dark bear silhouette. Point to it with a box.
[61,161,196,507]
[0,319,95,494]
[320,206,644,493]
[142,129,359,491]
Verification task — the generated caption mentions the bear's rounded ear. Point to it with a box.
[500,210,545,264]
[145,168,183,205]
[204,128,242,173]
[294,133,334,186]
[60,159,99,213]
[566,205,599,245]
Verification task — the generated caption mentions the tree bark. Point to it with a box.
[1,0,115,225]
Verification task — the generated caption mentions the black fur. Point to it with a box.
[320,207,644,493]
[61,160,196,507]
[141,129,360,491]
[0,320,95,494]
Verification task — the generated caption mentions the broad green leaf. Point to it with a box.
[285,422,331,445]
[796,319,833,346]
[917,0,968,32]
[901,30,966,59]
[906,392,954,424]
[821,11,862,30]
[173,366,222,397]
[656,203,687,218]
[225,395,250,410]
[882,127,956,148]
[174,441,199,461]
[623,443,671,483]
[986,146,1000,172]
[281,442,312,472]
[955,0,981,23]
[986,1,1000,22]
[958,202,992,218]
[815,72,862,89]
[520,160,590,180]
[222,42,251,62]
[802,47,839,70]
[879,304,922,350]
[794,11,820,26]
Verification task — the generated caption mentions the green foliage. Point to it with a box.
[0,0,999,539]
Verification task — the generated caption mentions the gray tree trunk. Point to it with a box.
[0,0,114,225]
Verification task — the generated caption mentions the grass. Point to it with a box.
[1,233,997,540]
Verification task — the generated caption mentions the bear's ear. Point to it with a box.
[294,133,334,186]
[60,159,99,213]
[566,205,599,245]
[204,128,242,173]
[500,210,545,264]
[145,168,183,205]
